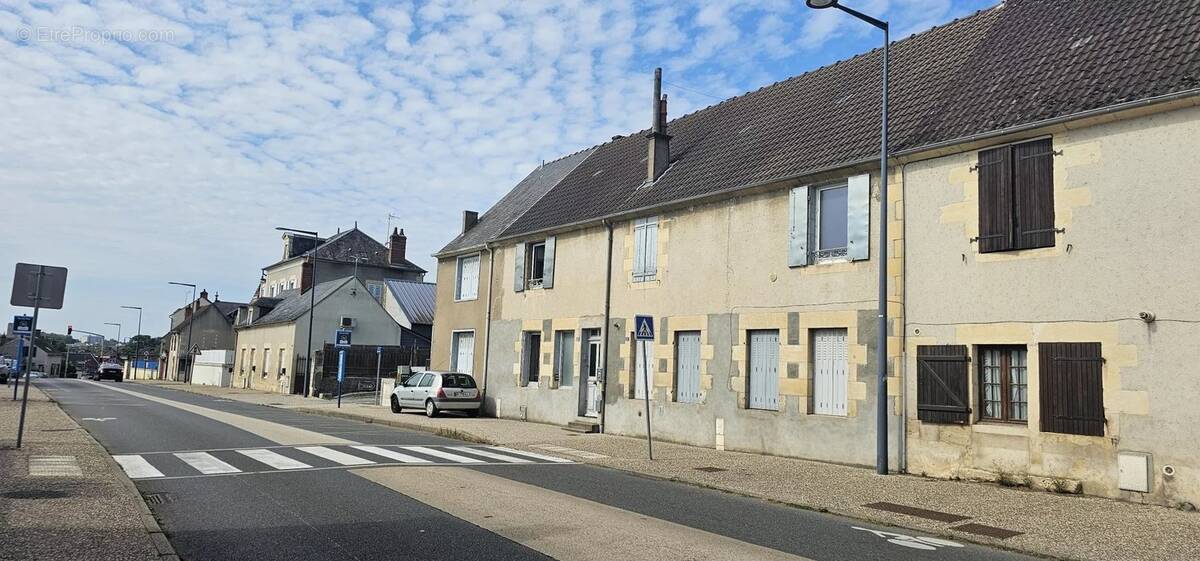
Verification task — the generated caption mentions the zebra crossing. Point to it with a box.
[113,444,573,480]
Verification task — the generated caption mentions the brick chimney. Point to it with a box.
[462,210,479,234]
[646,67,671,183]
[389,227,407,264]
[199,289,208,301]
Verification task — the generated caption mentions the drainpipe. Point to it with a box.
[599,220,614,433]
[481,243,496,415]
[899,161,911,473]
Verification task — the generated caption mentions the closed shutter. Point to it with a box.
[1013,139,1056,250]
[452,332,474,375]
[513,243,526,292]
[675,331,702,403]
[977,146,1013,253]
[633,218,658,281]
[812,329,848,416]
[554,331,573,386]
[542,236,556,288]
[457,255,479,300]
[846,174,871,261]
[916,345,971,424]
[634,339,654,399]
[788,186,810,267]
[748,330,780,411]
[1039,342,1105,436]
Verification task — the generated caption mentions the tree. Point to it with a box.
[121,335,162,358]
[38,332,77,353]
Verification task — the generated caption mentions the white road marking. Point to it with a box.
[296,446,375,466]
[175,452,241,474]
[351,445,432,463]
[531,444,608,459]
[81,417,117,422]
[447,446,532,463]
[400,446,485,464]
[238,449,312,470]
[490,447,574,463]
[114,455,164,479]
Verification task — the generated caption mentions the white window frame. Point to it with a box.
[450,330,475,375]
[455,253,481,301]
[632,216,659,282]
[814,183,850,264]
[366,281,385,302]
[526,242,546,288]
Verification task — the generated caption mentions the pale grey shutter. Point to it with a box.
[513,242,526,292]
[788,186,810,267]
[748,330,779,410]
[846,173,871,261]
[542,236,556,288]
[645,220,658,278]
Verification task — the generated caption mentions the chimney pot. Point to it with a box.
[389,227,407,264]
[646,67,672,183]
[462,210,479,234]
[200,289,209,301]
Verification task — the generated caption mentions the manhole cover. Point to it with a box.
[694,466,728,473]
[143,493,174,505]
[2,489,70,500]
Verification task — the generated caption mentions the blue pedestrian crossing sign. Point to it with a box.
[334,329,352,349]
[634,315,655,341]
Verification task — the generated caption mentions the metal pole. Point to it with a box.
[375,346,382,406]
[640,340,653,460]
[63,342,69,379]
[875,27,890,475]
[184,286,195,383]
[305,252,318,397]
[16,265,44,448]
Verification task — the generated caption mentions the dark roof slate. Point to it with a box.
[251,277,353,327]
[312,229,425,273]
[385,280,437,325]
[500,0,1200,237]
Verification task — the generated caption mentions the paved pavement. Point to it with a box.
[136,379,1200,561]
[0,381,164,561]
[38,378,1038,561]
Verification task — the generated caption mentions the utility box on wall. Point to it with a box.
[1118,452,1152,493]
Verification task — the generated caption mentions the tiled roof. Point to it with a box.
[250,277,353,327]
[385,280,437,325]
[496,0,1200,238]
[311,229,426,273]
[437,148,594,256]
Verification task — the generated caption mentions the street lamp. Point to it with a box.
[104,322,122,356]
[122,306,142,380]
[277,226,319,397]
[169,282,197,383]
[805,0,890,475]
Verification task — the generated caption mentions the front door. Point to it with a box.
[582,332,602,417]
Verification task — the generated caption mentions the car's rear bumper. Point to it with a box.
[434,398,481,410]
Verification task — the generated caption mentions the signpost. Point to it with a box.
[634,314,655,460]
[11,263,68,448]
[375,346,383,406]
[12,315,31,398]
[334,329,352,408]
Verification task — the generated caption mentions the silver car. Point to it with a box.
[390,371,480,417]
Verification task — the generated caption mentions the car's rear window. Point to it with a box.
[441,374,476,388]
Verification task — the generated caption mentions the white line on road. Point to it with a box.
[447,446,532,463]
[351,445,432,464]
[296,446,375,466]
[400,446,485,464]
[114,455,164,479]
[489,447,574,463]
[175,452,241,474]
[238,449,312,470]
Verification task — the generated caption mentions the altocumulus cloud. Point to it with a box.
[0,0,987,333]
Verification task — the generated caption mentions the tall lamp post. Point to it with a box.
[104,322,122,357]
[169,282,197,383]
[122,306,142,379]
[806,0,890,475]
[277,226,319,397]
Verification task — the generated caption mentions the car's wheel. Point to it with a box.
[390,395,402,413]
[115,377,123,383]
[424,399,438,418]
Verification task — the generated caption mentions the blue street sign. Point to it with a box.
[635,315,655,341]
[376,346,382,354]
[12,315,33,335]
[334,329,352,349]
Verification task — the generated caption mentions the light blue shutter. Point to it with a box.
[632,221,647,280]
[846,173,871,261]
[646,220,658,278]
[513,242,526,292]
[542,236,556,288]
[788,187,810,267]
[748,330,780,410]
[676,331,701,403]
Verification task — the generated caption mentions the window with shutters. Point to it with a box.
[632,217,659,282]
[811,329,848,416]
[815,185,849,262]
[674,331,702,403]
[366,281,384,302]
[633,337,655,399]
[788,174,870,267]
[978,346,1028,423]
[451,330,475,375]
[553,330,575,387]
[514,237,555,291]
[976,138,1057,253]
[526,242,546,287]
[455,254,480,301]
[521,332,541,386]
[1039,342,1105,436]
[916,345,971,424]
[747,330,780,411]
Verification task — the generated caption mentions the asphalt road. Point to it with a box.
[39,378,1038,561]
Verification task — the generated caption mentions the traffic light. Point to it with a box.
[67,325,73,335]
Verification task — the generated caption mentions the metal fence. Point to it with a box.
[312,344,429,397]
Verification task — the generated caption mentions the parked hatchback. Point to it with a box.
[390,371,480,417]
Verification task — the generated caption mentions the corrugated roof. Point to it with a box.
[251,277,353,327]
[436,148,594,256]
[385,280,437,325]
[497,0,1200,238]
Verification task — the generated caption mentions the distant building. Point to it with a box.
[162,290,245,382]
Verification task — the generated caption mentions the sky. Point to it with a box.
[0,0,996,339]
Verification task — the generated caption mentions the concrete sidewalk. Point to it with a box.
[0,382,175,561]
[138,381,1199,561]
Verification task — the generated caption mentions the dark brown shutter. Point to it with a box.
[916,345,971,424]
[1039,342,1105,436]
[976,146,1012,253]
[1013,139,1056,249]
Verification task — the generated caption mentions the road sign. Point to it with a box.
[11,263,68,309]
[334,329,352,349]
[634,315,655,341]
[12,315,33,335]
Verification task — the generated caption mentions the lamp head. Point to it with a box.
[806,0,838,8]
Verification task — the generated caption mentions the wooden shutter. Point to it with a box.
[846,174,871,261]
[916,345,971,424]
[1013,139,1056,250]
[542,236,556,288]
[1039,342,1105,436]
[788,186,810,267]
[513,242,526,292]
[976,146,1013,253]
